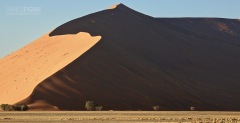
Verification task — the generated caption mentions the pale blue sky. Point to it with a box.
[0,0,240,58]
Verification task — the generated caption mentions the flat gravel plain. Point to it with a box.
[0,111,240,123]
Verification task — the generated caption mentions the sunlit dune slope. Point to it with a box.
[0,32,101,105]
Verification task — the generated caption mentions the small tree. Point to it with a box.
[0,104,7,111]
[20,104,29,111]
[85,101,96,111]
[152,106,160,111]
[0,104,12,111]
[190,107,196,111]
[0,104,28,111]
[13,104,23,111]
[95,106,103,111]
[1,104,5,111]
[12,104,29,111]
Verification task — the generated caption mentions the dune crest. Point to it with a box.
[108,3,121,9]
[0,32,101,104]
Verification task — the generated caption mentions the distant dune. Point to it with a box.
[1,4,240,111]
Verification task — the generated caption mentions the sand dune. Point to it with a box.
[0,32,101,105]
[108,3,121,9]
[1,4,240,111]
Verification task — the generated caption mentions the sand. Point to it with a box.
[0,32,101,105]
[108,3,121,9]
[0,111,240,123]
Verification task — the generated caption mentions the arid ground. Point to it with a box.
[0,111,240,123]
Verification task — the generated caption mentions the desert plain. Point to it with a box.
[0,111,240,123]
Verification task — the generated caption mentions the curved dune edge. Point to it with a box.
[0,32,101,105]
[108,3,121,9]
[27,100,59,111]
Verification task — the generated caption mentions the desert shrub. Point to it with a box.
[85,101,96,111]
[152,106,160,111]
[0,104,12,111]
[12,104,29,111]
[0,104,28,111]
[190,107,196,111]
[95,106,103,111]
[1,104,7,111]
[20,104,29,111]
[12,104,21,111]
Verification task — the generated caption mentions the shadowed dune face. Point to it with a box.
[0,32,101,105]
[2,4,240,110]
[160,18,240,40]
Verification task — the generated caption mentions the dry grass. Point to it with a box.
[0,111,240,123]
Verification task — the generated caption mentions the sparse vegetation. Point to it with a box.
[12,104,21,111]
[0,104,12,111]
[85,101,103,111]
[0,104,28,111]
[95,106,103,111]
[190,107,196,111]
[20,104,29,111]
[85,101,96,111]
[152,106,160,111]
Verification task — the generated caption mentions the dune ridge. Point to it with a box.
[0,32,101,105]
[108,3,121,9]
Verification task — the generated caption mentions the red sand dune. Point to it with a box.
[1,4,240,110]
[0,32,101,109]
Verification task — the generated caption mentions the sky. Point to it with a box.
[0,0,240,58]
